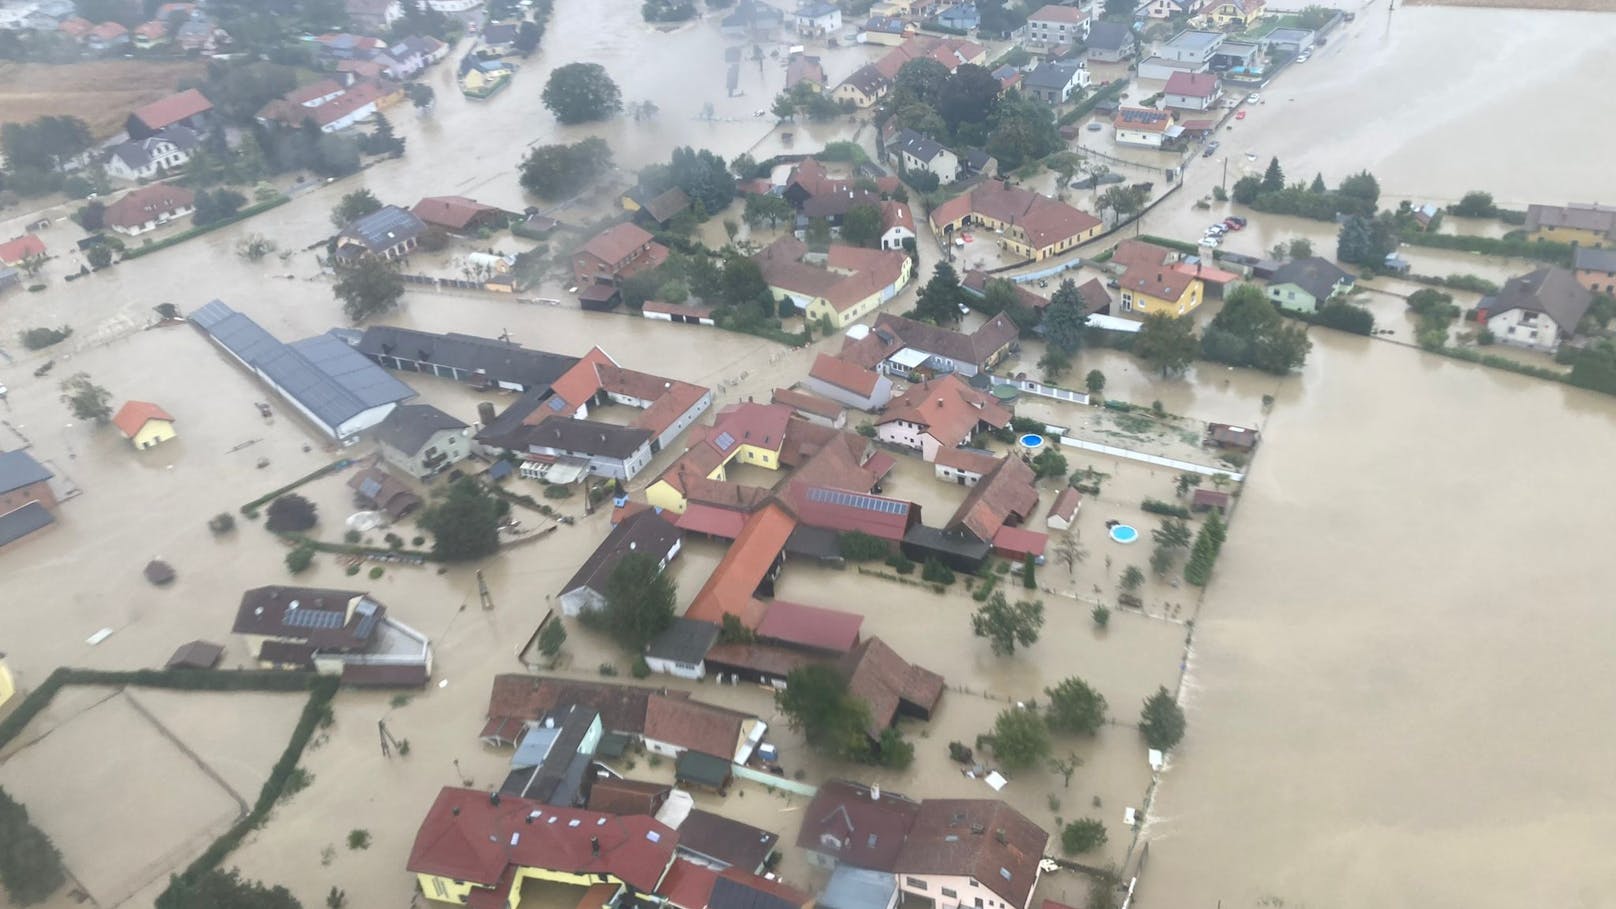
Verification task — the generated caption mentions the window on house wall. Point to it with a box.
[943,889,959,899]
[434,879,448,897]
[907,878,928,890]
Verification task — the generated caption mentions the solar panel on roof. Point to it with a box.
[714,431,736,451]
[282,608,345,630]
[806,486,908,515]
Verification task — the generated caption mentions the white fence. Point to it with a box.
[988,375,1090,406]
[1059,436,1244,481]
[733,764,819,797]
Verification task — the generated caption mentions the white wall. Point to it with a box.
[1487,308,1562,352]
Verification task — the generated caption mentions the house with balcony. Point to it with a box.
[232,585,431,684]
[373,403,470,480]
[1475,266,1593,353]
[104,126,199,181]
[1025,4,1088,46]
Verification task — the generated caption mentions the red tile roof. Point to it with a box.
[0,234,46,265]
[795,780,920,871]
[809,353,881,398]
[896,799,1047,909]
[112,401,175,438]
[89,21,128,40]
[582,223,658,269]
[929,180,1100,253]
[643,692,750,759]
[407,787,678,890]
[285,78,344,106]
[412,195,506,231]
[675,502,750,540]
[659,858,719,909]
[950,455,1039,542]
[771,387,844,421]
[1048,486,1081,522]
[1164,71,1220,98]
[130,88,213,131]
[841,637,944,735]
[783,481,915,542]
[1029,3,1087,22]
[685,503,797,628]
[935,446,1000,477]
[757,600,863,653]
[992,525,1048,559]
[877,375,1010,450]
[104,183,195,229]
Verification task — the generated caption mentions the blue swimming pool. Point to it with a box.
[1019,433,1044,450]
[1109,524,1139,544]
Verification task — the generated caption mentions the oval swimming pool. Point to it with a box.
[1109,523,1139,544]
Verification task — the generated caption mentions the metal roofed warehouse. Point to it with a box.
[192,300,415,442]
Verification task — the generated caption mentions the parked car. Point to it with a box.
[1247,92,1261,103]
[1224,216,1248,230]
[1207,223,1227,235]
[1236,109,1247,120]
[1297,52,1311,62]
[1200,235,1222,248]
[1202,140,1221,157]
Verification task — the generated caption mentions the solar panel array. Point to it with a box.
[806,486,908,515]
[282,608,346,630]
[713,431,736,451]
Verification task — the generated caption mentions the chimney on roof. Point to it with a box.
[591,836,600,856]
[452,806,461,816]
[995,828,1007,844]
[870,783,881,801]
[490,792,501,806]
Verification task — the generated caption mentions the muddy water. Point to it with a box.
[1141,332,1616,907]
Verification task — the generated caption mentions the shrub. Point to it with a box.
[0,786,67,905]
[543,484,573,499]
[1314,300,1375,335]
[19,326,72,350]
[347,829,371,850]
[285,544,315,574]
[208,512,236,535]
[266,494,318,533]
[1061,818,1108,854]
[1140,499,1190,518]
[345,564,361,576]
[368,566,384,580]
[921,558,955,585]
[1092,605,1111,628]
[345,529,362,544]
[839,530,889,562]
[886,553,916,575]
[947,741,974,763]
[631,656,651,679]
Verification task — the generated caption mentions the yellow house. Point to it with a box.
[765,245,914,330]
[1199,0,1265,28]
[1525,203,1616,249]
[409,788,673,908]
[832,65,889,109]
[929,181,1104,262]
[113,401,177,449]
[1115,266,1205,319]
[645,402,793,513]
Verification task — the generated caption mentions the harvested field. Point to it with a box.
[0,61,205,139]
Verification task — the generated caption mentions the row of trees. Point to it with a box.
[1231,158,1380,222]
[984,683,1186,773]
[519,138,613,198]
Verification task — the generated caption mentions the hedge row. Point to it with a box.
[1141,498,1190,518]
[121,196,291,261]
[1057,80,1129,128]
[1397,229,1575,266]
[240,459,352,514]
[279,531,437,562]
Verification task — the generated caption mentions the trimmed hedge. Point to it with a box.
[1141,498,1190,518]
[1137,234,1200,256]
[241,460,352,514]
[121,196,291,261]
[1057,80,1129,127]
[1397,228,1574,266]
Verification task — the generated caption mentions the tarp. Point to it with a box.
[887,347,931,368]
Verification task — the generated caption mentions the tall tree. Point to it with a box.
[0,787,66,906]
[892,58,950,109]
[331,189,382,228]
[1044,278,1088,354]
[743,193,793,228]
[1337,170,1380,208]
[1261,156,1285,193]
[1132,313,1199,377]
[971,590,1044,656]
[1045,676,1108,735]
[519,138,612,198]
[914,262,964,325]
[333,256,404,323]
[592,552,676,650]
[1200,283,1311,374]
[990,706,1051,771]
[840,204,883,248]
[1139,686,1187,751]
[776,663,874,759]
[265,494,318,533]
[541,62,623,124]
[59,372,112,424]
[155,868,302,909]
[419,478,502,561]
[936,63,1001,134]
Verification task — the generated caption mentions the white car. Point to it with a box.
[1297,53,1311,62]
[1200,235,1222,248]
[1247,92,1262,103]
[1207,223,1228,235]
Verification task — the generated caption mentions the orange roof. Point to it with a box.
[0,234,46,265]
[130,88,212,131]
[659,859,719,909]
[877,375,1010,449]
[1172,260,1240,284]
[1119,261,1197,302]
[412,195,505,231]
[809,353,881,398]
[685,503,797,629]
[1030,3,1086,21]
[581,223,657,268]
[881,200,915,234]
[930,180,1100,252]
[1048,486,1082,521]
[771,387,843,421]
[112,401,174,437]
[540,346,619,418]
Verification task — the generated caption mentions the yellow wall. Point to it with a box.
[646,480,687,513]
[0,660,15,711]
[733,443,780,468]
[1531,226,1610,248]
[832,85,879,108]
[417,874,475,904]
[130,419,176,449]
[1126,278,1206,317]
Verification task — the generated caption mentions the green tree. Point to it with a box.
[285,544,315,574]
[640,146,736,217]
[418,478,502,562]
[914,262,965,325]
[0,115,92,171]
[1032,447,1068,480]
[331,189,382,228]
[1039,349,1072,381]
[1045,676,1108,735]
[1139,686,1186,751]
[537,620,567,659]
[1336,213,1398,267]
[1044,278,1088,355]
[1451,191,1497,218]
[777,663,873,759]
[729,152,758,178]
[58,372,112,424]
[1120,565,1145,592]
[971,590,1044,656]
[1308,173,1326,193]
[590,552,677,650]
[1133,313,1199,377]
[360,112,405,157]
[839,530,890,562]
[892,102,949,140]
[0,787,66,906]
[541,62,623,124]
[1085,369,1106,397]
[990,706,1051,771]
[743,192,793,229]
[1151,519,1192,551]
[1021,554,1037,588]
[1200,284,1311,375]
[1337,170,1380,208]
[1097,184,1148,217]
[841,204,884,248]
[155,868,302,909]
[519,138,612,198]
[1261,156,1285,193]
[266,494,317,533]
[720,254,767,306]
[771,91,798,120]
[1231,175,1262,205]
[937,63,1001,134]
[893,58,950,108]
[985,90,1061,171]
[1287,237,1313,259]
[86,245,113,269]
[1061,818,1108,854]
[333,256,404,323]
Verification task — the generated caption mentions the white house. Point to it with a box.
[644,617,718,680]
[892,800,1048,909]
[1162,70,1220,110]
[1021,60,1090,104]
[373,403,470,480]
[880,201,916,251]
[890,129,959,183]
[805,354,894,411]
[1476,266,1594,353]
[103,126,199,181]
[1025,3,1089,46]
[795,1,842,34]
[1113,107,1176,148]
[642,693,765,764]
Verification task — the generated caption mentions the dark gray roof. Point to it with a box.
[482,22,518,43]
[0,501,53,548]
[675,749,733,788]
[374,403,467,455]
[1573,246,1616,273]
[525,417,652,461]
[709,875,798,909]
[0,449,52,494]
[356,326,578,390]
[678,808,778,872]
[108,125,199,170]
[891,128,949,165]
[1023,61,1083,91]
[1086,21,1134,51]
[339,205,426,253]
[233,585,384,651]
[1269,256,1351,302]
[562,509,683,597]
[646,617,720,665]
[1483,266,1594,334]
[820,864,900,909]
[193,302,416,436]
[839,64,889,96]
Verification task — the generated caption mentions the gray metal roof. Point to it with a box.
[373,403,467,455]
[1086,21,1133,51]
[646,618,720,665]
[192,301,415,435]
[340,205,426,253]
[0,501,53,548]
[0,449,52,494]
[820,865,899,909]
[891,128,949,165]
[356,326,578,390]
[1023,61,1083,91]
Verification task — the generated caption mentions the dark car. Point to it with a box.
[1202,140,1221,158]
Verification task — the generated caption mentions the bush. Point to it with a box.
[266,494,318,533]
[19,326,72,350]
[208,512,235,535]
[0,787,67,905]
[921,558,956,585]
[948,741,974,764]
[347,829,371,850]
[1092,605,1111,628]
[1313,300,1375,335]
[1140,499,1190,518]
[368,565,384,580]
[345,529,362,544]
[839,530,889,562]
[543,484,573,499]
[886,553,916,575]
[631,656,651,679]
[285,544,315,574]
[1061,818,1108,855]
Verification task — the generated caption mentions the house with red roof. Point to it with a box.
[757,600,863,655]
[879,200,915,251]
[407,788,679,906]
[754,237,913,329]
[645,402,795,513]
[893,799,1048,909]
[104,184,195,235]
[929,180,1102,261]
[412,195,511,234]
[0,234,46,268]
[841,636,944,737]
[574,222,669,289]
[796,780,921,871]
[804,353,893,411]
[684,503,798,629]
[874,374,1010,461]
[770,387,846,428]
[127,88,213,139]
[112,401,177,449]
[642,691,765,764]
[1163,71,1221,111]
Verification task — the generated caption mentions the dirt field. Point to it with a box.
[0,687,305,909]
[0,61,205,139]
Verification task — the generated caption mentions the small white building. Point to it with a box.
[104,126,199,181]
[644,617,719,680]
[795,1,842,34]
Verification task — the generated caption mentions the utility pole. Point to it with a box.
[1221,156,1228,192]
